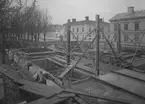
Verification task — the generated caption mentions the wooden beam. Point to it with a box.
[0,78,4,100]
[65,88,130,104]
[66,19,71,65]
[95,14,100,76]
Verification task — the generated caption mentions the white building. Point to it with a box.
[109,7,145,46]
[63,16,110,42]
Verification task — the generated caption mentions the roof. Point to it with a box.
[63,20,109,26]
[110,10,145,21]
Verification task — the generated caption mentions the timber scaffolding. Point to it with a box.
[1,14,145,104]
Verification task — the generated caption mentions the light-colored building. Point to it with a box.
[39,24,64,41]
[63,16,110,42]
[109,7,145,46]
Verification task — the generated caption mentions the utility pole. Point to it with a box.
[66,19,71,65]
[117,22,121,53]
[95,15,100,76]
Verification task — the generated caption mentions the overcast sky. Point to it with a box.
[37,0,145,24]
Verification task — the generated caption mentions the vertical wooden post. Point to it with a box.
[66,19,71,65]
[1,31,6,64]
[117,22,121,53]
[95,15,100,76]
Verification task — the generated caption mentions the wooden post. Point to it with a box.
[1,31,6,64]
[117,22,121,53]
[66,19,71,65]
[95,15,100,76]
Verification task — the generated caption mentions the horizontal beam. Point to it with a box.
[92,76,145,100]
[111,70,145,83]
[65,88,130,104]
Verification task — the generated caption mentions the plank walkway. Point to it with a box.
[99,69,145,100]
[71,77,145,104]
[0,65,63,98]
[112,69,145,82]
[26,97,66,104]
[20,80,62,98]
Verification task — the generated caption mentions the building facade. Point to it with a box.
[63,16,110,42]
[109,7,145,46]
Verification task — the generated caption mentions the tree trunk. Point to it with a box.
[44,32,46,42]
[34,35,37,42]
[37,33,40,41]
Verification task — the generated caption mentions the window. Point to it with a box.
[82,28,84,32]
[73,35,75,39]
[114,35,117,41]
[89,28,91,32]
[76,35,79,40]
[124,35,128,41]
[114,23,117,31]
[108,35,110,39]
[77,28,79,32]
[82,35,84,40]
[99,34,101,39]
[124,24,128,30]
[72,28,74,32]
[134,22,139,31]
[89,34,91,40]
[102,34,105,39]
[134,34,140,42]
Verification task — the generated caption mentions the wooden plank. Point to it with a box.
[0,66,35,82]
[99,73,145,99]
[28,51,55,57]
[71,77,145,104]
[74,96,89,104]
[26,96,67,104]
[0,66,22,81]
[68,86,131,104]
[20,80,62,98]
[59,62,76,78]
[48,58,65,67]
[0,78,4,100]
[112,69,145,82]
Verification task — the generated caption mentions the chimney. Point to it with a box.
[128,6,134,13]
[72,18,76,22]
[85,16,89,21]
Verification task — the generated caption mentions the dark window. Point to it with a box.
[134,22,139,31]
[124,24,128,30]
[82,35,84,39]
[89,28,91,32]
[114,35,117,41]
[114,23,117,31]
[102,34,105,39]
[99,34,101,39]
[72,28,74,32]
[124,35,128,41]
[73,35,75,39]
[134,34,140,42]
[77,28,79,32]
[108,35,110,39]
[89,34,91,40]
[82,28,84,32]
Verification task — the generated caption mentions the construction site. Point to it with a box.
[1,13,145,104]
